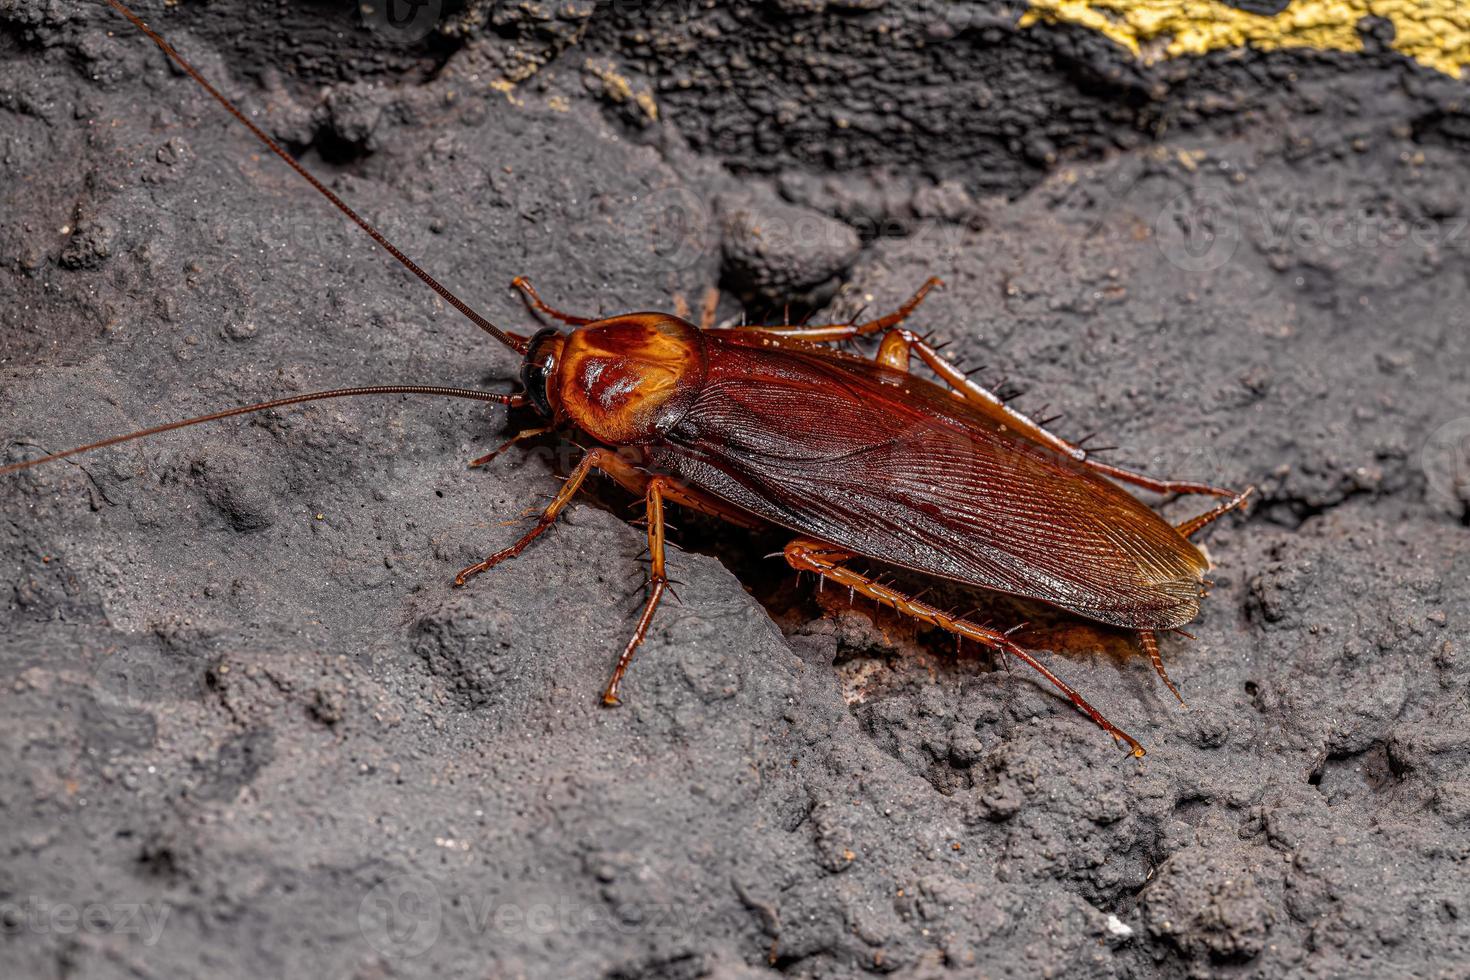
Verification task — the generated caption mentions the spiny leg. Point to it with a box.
[875,329,911,370]
[747,277,944,341]
[469,426,554,468]
[1138,629,1184,706]
[456,444,759,588]
[1133,490,1255,703]
[783,538,1146,757]
[672,286,722,330]
[602,476,673,706]
[593,456,765,701]
[511,276,595,326]
[876,326,1235,498]
[454,448,671,700]
[454,447,613,586]
[457,440,762,701]
[1176,486,1254,538]
[594,450,764,531]
[698,286,721,331]
[1130,490,1254,703]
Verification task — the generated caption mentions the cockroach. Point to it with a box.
[4,0,1253,757]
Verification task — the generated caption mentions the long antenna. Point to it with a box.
[0,385,520,477]
[101,0,530,355]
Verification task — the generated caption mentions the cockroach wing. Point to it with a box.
[648,334,1209,630]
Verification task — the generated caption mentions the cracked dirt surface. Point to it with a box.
[2,2,1469,978]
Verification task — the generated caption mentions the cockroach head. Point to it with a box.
[520,327,565,418]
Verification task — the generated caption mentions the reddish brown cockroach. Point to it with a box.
[4,0,1253,756]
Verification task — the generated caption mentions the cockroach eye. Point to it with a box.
[521,328,562,417]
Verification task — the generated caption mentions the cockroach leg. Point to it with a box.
[1084,460,1232,498]
[453,448,613,586]
[602,476,672,706]
[663,488,761,529]
[511,276,596,326]
[586,459,763,701]
[673,286,721,330]
[453,440,759,700]
[783,538,1147,757]
[603,460,764,533]
[1137,630,1185,706]
[468,426,555,468]
[880,327,1236,498]
[1175,486,1255,538]
[699,286,721,331]
[748,277,944,341]
[875,330,911,371]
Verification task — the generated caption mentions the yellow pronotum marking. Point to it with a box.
[1020,1,1470,79]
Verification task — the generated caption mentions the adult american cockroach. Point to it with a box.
[5,0,1253,757]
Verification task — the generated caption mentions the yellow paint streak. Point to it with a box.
[583,57,661,121]
[636,90,661,122]
[488,78,524,107]
[1020,1,1470,79]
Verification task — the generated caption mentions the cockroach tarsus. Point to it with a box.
[5,0,1255,758]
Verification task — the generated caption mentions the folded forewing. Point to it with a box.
[651,336,1207,629]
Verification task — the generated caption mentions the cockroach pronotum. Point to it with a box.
[3,0,1254,757]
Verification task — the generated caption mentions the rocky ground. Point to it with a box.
[2,1,1468,978]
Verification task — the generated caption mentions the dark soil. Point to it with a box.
[2,2,1468,978]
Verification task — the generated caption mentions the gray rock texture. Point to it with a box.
[2,2,1468,978]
